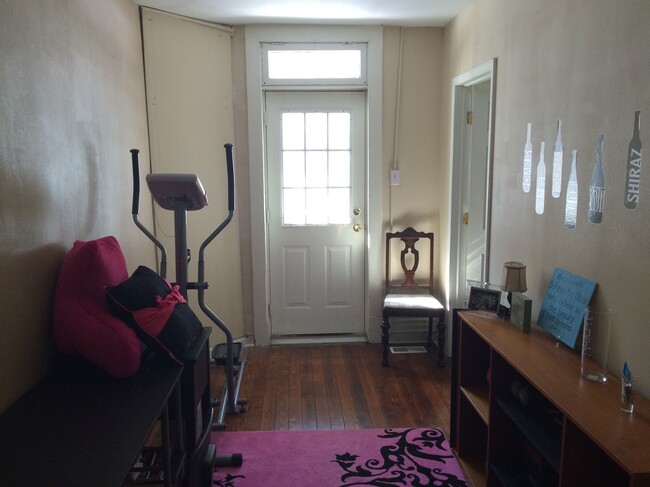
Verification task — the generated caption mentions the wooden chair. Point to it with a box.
[381,227,446,367]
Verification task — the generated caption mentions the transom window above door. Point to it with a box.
[281,110,351,225]
[262,43,367,85]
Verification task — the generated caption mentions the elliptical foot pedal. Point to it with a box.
[214,452,243,468]
[212,342,242,366]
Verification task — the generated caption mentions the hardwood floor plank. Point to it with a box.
[321,346,346,430]
[299,347,318,430]
[337,345,375,429]
[211,343,451,436]
[310,347,334,430]
[273,347,291,430]
[241,346,267,431]
[352,345,387,428]
[332,345,361,429]
[259,348,281,431]
[403,366,441,428]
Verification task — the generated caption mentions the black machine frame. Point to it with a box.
[130,144,245,486]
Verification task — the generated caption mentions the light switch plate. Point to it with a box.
[390,169,400,186]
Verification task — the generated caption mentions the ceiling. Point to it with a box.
[134,0,474,27]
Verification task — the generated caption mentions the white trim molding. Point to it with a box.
[245,25,383,345]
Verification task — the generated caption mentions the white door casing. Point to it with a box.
[464,80,490,285]
[245,26,383,346]
[266,91,366,335]
[449,59,497,310]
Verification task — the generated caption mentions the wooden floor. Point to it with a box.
[211,343,452,438]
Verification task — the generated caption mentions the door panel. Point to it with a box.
[266,91,366,336]
[327,245,352,305]
[283,246,308,306]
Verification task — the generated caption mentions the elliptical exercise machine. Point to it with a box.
[130,144,246,486]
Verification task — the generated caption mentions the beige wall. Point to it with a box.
[441,0,650,395]
[0,0,153,412]
[4,0,647,412]
[231,27,256,337]
[229,26,445,342]
[141,9,245,340]
[380,27,446,340]
[383,27,445,286]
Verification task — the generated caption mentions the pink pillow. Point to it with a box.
[53,236,141,377]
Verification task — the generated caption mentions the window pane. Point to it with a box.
[328,188,350,224]
[282,113,304,150]
[268,50,361,79]
[305,113,327,149]
[328,113,350,149]
[279,106,354,226]
[306,188,328,224]
[306,151,327,188]
[283,188,305,225]
[328,151,350,187]
[283,151,305,188]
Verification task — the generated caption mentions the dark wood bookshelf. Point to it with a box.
[452,310,650,487]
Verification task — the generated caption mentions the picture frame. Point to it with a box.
[467,286,501,315]
[465,279,506,306]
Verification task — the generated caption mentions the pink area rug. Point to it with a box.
[212,427,468,486]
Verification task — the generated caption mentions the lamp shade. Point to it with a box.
[503,262,527,292]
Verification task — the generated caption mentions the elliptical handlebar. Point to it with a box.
[130,148,168,279]
[130,149,141,216]
[196,143,240,418]
[224,143,235,213]
[198,144,235,262]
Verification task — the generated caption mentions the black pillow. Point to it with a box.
[106,265,202,364]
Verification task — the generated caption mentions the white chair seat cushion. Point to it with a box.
[384,294,444,310]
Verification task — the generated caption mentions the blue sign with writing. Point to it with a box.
[537,268,597,348]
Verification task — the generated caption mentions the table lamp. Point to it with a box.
[503,261,532,332]
[503,261,527,294]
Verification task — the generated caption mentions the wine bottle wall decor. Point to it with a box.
[624,110,642,209]
[565,149,578,229]
[521,112,641,224]
[588,135,605,224]
[523,123,533,193]
[552,119,563,198]
[536,141,546,215]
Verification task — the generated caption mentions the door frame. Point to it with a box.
[245,25,384,346]
[265,90,367,337]
[449,59,497,309]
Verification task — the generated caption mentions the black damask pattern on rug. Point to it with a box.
[213,472,245,486]
[333,428,469,487]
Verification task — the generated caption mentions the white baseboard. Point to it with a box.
[270,334,367,346]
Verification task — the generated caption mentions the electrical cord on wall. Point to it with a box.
[389,26,404,231]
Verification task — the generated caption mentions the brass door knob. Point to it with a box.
[353,223,362,232]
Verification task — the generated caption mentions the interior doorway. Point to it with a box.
[449,59,497,309]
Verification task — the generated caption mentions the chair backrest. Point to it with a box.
[385,227,434,295]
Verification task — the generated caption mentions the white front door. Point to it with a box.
[265,91,366,336]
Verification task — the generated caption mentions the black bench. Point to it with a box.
[0,351,184,486]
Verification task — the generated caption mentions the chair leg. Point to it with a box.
[427,317,434,348]
[436,318,446,368]
[381,315,390,366]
